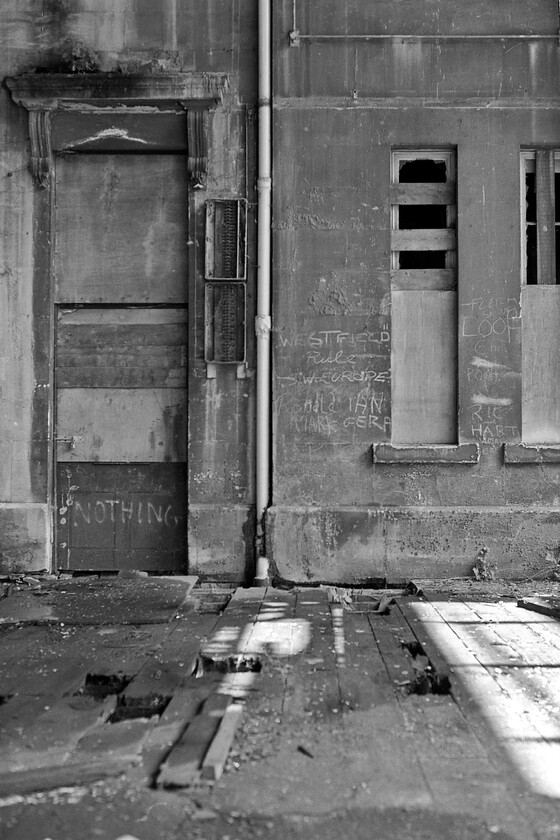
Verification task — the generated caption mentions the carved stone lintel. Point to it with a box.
[187,110,208,189]
[28,109,52,190]
[5,73,226,190]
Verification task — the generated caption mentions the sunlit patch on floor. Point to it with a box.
[408,599,560,798]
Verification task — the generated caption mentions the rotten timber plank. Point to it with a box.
[201,702,244,780]
[132,612,224,783]
[518,596,560,622]
[157,691,232,787]
[0,757,132,798]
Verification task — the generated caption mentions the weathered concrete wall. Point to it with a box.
[0,1,257,577]
[269,0,560,582]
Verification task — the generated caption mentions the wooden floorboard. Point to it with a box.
[281,588,341,722]
[409,596,560,800]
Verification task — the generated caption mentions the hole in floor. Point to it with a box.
[0,695,13,706]
[408,665,452,696]
[401,640,426,658]
[193,654,262,676]
[77,672,131,699]
[108,693,172,723]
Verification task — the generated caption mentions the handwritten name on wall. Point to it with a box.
[276,324,391,442]
[461,297,521,442]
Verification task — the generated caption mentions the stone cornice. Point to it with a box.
[5,72,229,111]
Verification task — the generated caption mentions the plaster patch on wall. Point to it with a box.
[67,128,149,147]
[308,283,350,315]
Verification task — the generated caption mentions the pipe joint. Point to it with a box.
[255,315,272,339]
[289,29,301,47]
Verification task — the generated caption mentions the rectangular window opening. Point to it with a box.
[521,150,560,445]
[522,151,559,285]
[390,149,458,446]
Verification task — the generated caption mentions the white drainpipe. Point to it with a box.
[254,0,272,583]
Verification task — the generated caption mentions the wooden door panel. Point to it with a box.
[54,154,188,304]
[56,388,187,463]
[54,152,189,572]
[56,307,188,389]
[57,463,187,571]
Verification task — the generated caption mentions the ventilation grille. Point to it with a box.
[205,199,247,280]
[205,283,246,363]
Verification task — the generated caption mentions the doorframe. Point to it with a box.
[6,72,229,572]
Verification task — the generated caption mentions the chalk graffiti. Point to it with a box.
[467,403,519,441]
[277,329,390,349]
[461,296,520,354]
[278,369,390,385]
[276,325,392,442]
[67,499,183,528]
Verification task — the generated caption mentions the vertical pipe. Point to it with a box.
[254,0,272,581]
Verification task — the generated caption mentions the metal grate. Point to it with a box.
[205,199,247,280]
[204,282,246,363]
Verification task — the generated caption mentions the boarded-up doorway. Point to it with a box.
[54,153,189,572]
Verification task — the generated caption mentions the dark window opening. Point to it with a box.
[526,173,536,223]
[526,226,537,285]
[399,251,447,270]
[524,164,559,284]
[399,159,447,183]
[399,205,448,229]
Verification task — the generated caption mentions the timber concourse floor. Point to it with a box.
[1,577,560,840]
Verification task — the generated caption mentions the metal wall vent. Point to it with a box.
[205,199,247,280]
[204,282,246,364]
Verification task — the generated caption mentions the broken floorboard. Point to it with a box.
[0,600,220,795]
[517,595,560,621]
[0,575,198,627]
[399,593,560,801]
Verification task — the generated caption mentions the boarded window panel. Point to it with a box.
[391,290,457,444]
[536,150,556,285]
[390,269,456,291]
[522,286,560,443]
[391,229,456,251]
[54,154,188,304]
[390,183,455,205]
